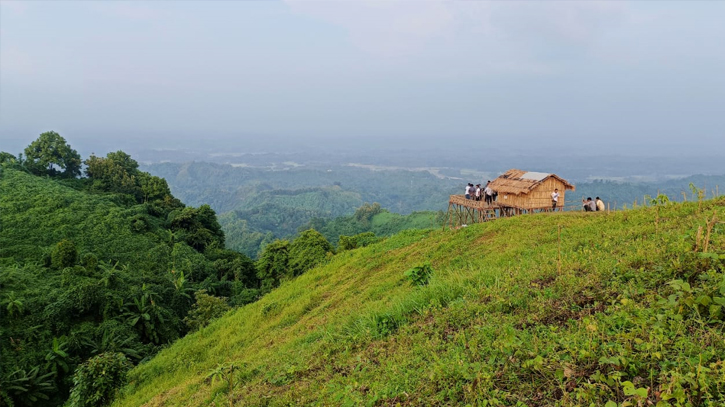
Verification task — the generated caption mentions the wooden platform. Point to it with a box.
[445,195,559,230]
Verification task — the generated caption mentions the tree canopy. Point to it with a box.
[23,131,81,178]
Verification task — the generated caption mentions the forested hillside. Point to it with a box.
[115,196,725,406]
[143,162,455,215]
[143,162,457,257]
[0,134,262,406]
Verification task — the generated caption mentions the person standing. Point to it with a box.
[484,181,494,205]
[475,184,482,201]
[551,188,560,211]
[465,183,472,200]
[596,197,605,212]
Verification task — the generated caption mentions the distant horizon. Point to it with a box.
[4,129,725,159]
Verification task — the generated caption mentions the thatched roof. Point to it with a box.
[488,169,575,195]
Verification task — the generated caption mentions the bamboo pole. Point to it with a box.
[445,202,452,231]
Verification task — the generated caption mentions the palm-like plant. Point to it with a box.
[123,285,165,344]
[3,291,25,318]
[45,337,70,377]
[0,366,55,406]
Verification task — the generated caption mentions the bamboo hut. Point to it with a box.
[445,169,575,230]
[488,169,575,213]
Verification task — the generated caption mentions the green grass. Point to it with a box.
[116,198,725,406]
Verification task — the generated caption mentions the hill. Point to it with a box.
[142,162,457,257]
[115,196,725,405]
[218,186,363,257]
[0,163,257,406]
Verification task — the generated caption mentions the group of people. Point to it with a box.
[462,184,605,212]
[464,181,496,204]
[582,197,605,212]
[551,189,605,212]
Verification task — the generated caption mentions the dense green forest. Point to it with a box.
[0,133,339,407]
[113,193,725,406]
[143,162,457,257]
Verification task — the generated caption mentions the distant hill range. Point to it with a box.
[143,161,725,256]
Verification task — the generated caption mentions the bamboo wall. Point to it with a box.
[497,178,568,210]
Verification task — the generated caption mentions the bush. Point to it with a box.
[288,230,334,277]
[51,239,78,270]
[67,352,131,407]
[404,263,433,286]
[338,232,378,251]
[184,290,231,332]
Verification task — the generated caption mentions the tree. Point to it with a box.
[288,229,334,277]
[84,152,140,197]
[24,131,81,178]
[207,248,257,286]
[137,172,172,203]
[169,205,225,252]
[353,202,384,223]
[255,240,290,293]
[0,151,17,164]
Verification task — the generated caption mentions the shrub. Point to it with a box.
[338,232,378,251]
[404,263,433,286]
[81,253,98,271]
[67,352,131,407]
[288,230,334,277]
[184,290,231,332]
[51,239,78,270]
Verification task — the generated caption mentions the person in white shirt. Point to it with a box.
[596,197,605,212]
[551,188,560,211]
[484,181,494,205]
[475,184,481,201]
[465,183,473,199]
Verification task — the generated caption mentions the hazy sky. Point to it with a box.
[1,1,724,155]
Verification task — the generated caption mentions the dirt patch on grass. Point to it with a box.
[530,274,556,288]
[516,287,609,329]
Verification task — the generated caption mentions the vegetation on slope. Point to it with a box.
[144,162,457,257]
[0,135,262,407]
[116,196,725,406]
[303,202,443,252]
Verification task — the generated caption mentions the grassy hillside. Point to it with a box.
[116,197,725,406]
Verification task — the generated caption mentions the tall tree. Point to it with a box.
[24,131,81,178]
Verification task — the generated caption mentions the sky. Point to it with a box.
[1,0,724,156]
